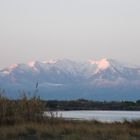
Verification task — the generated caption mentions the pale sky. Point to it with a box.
[0,0,140,68]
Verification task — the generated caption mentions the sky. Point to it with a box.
[0,0,140,68]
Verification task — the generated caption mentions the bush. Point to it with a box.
[0,89,44,125]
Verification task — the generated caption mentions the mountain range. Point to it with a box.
[0,58,140,101]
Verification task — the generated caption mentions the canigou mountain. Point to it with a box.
[0,58,140,100]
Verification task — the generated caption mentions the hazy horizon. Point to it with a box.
[0,0,140,68]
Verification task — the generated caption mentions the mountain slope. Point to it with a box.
[0,58,140,100]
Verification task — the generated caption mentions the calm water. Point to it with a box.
[50,111,140,122]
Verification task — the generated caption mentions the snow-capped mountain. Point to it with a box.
[0,58,140,101]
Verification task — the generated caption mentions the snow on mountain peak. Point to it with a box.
[28,61,36,67]
[1,64,18,75]
[42,59,57,64]
[89,58,110,70]
[9,64,18,69]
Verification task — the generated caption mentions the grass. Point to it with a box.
[0,119,140,140]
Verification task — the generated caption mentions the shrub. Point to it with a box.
[0,89,44,125]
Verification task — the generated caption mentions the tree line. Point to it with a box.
[45,99,140,111]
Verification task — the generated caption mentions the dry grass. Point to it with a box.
[0,119,140,140]
[0,90,44,125]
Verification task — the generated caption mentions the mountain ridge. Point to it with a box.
[0,58,140,101]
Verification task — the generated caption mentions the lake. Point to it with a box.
[46,111,140,122]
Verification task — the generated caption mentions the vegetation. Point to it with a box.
[0,119,140,140]
[0,89,44,125]
[46,99,140,111]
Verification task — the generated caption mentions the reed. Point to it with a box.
[0,89,44,125]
